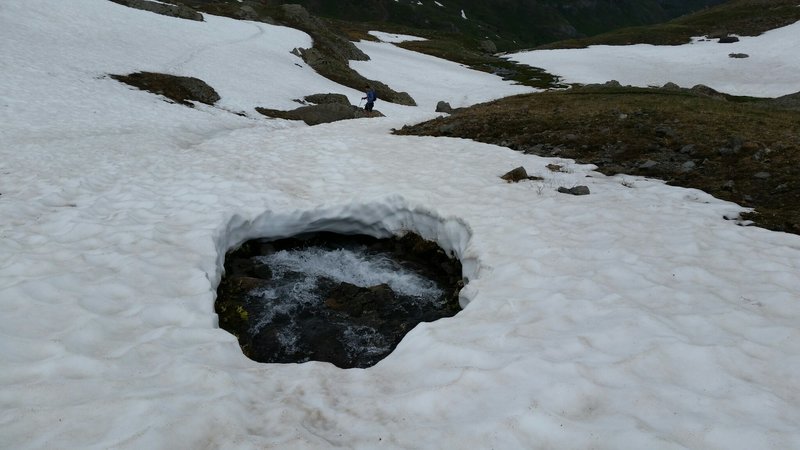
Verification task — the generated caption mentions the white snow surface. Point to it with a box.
[368,30,427,43]
[1,1,800,449]
[509,21,800,98]
[351,40,532,112]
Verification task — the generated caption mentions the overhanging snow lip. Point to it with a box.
[212,197,481,307]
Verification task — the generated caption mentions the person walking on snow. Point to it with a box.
[362,85,376,112]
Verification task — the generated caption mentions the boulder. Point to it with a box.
[304,93,350,105]
[436,101,453,113]
[109,72,220,106]
[718,36,740,43]
[500,166,539,182]
[390,91,417,106]
[557,186,590,196]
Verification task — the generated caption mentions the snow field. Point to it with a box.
[509,21,800,98]
[1,0,800,449]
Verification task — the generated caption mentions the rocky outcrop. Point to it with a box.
[436,101,454,113]
[304,93,350,105]
[256,103,384,125]
[109,72,220,106]
[274,5,416,106]
[108,0,203,21]
[278,4,368,62]
[175,2,416,106]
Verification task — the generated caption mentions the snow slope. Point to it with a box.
[509,21,800,98]
[1,1,800,449]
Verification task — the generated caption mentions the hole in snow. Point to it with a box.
[217,232,464,368]
[213,204,476,369]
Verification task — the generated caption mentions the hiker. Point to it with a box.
[362,85,376,112]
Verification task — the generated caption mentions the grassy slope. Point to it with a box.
[538,0,800,48]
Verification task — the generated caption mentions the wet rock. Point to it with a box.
[109,72,220,106]
[216,232,463,369]
[323,282,395,318]
[557,186,590,196]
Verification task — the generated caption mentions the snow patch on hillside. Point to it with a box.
[510,20,800,97]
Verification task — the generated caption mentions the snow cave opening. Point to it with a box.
[214,206,475,369]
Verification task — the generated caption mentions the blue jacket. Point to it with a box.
[366,89,377,102]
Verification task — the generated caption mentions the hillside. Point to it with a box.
[401,8,800,235]
[186,0,727,49]
[537,0,800,48]
[398,84,800,234]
